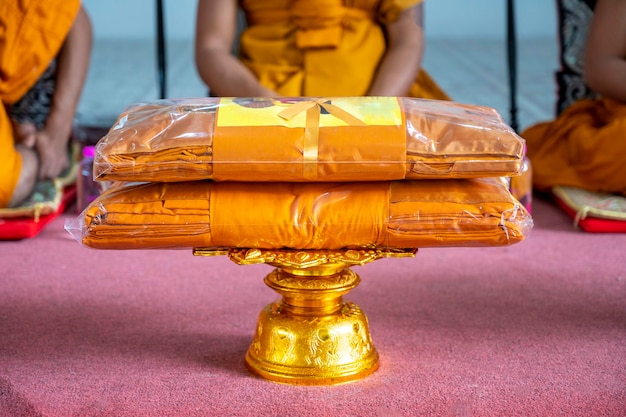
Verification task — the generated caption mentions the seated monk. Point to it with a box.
[521,0,626,196]
[194,0,450,100]
[0,1,92,208]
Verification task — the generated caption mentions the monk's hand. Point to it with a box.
[11,121,37,147]
[34,128,70,180]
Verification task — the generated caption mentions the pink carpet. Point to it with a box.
[1,196,625,417]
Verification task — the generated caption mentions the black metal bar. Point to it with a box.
[506,0,519,132]
[156,0,167,99]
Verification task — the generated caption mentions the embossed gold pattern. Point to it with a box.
[193,247,417,384]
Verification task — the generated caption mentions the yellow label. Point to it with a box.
[216,97,402,127]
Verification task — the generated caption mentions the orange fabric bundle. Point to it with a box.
[523,97,626,195]
[75,178,532,250]
[93,97,525,183]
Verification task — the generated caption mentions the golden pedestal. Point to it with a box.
[193,247,417,385]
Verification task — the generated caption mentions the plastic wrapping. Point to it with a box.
[92,97,526,183]
[66,177,533,250]
[509,156,533,213]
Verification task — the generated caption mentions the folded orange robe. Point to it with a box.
[237,0,449,99]
[523,97,626,195]
[74,178,533,250]
[93,97,525,183]
[0,0,80,207]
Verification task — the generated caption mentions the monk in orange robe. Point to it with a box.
[521,0,626,196]
[194,0,449,100]
[0,0,91,208]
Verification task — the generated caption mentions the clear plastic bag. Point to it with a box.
[66,177,533,250]
[92,97,526,183]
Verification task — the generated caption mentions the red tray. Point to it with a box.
[0,186,76,240]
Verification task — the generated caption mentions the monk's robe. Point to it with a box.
[93,97,526,183]
[74,178,533,250]
[237,0,449,99]
[0,0,80,207]
[522,97,626,196]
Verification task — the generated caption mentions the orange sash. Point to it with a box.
[0,0,80,104]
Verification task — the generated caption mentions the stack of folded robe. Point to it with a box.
[68,96,533,251]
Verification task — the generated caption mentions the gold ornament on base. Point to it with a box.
[193,247,417,385]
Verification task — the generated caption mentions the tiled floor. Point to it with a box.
[77,36,559,132]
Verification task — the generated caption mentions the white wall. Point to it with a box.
[82,0,558,41]
[426,1,557,40]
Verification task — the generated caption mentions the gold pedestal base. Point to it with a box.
[246,267,378,385]
[194,247,416,385]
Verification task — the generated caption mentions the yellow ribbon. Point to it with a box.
[278,100,366,179]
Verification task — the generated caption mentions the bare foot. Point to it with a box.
[8,145,39,208]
